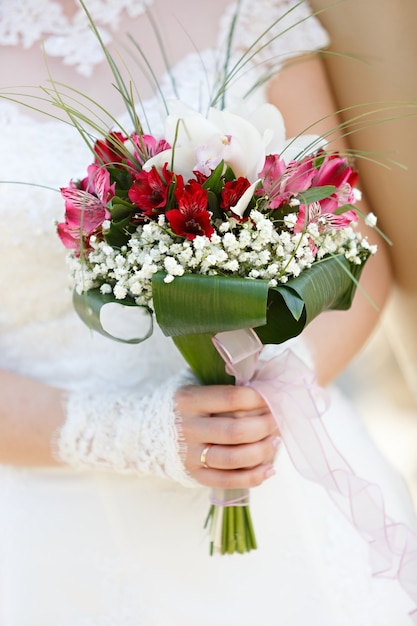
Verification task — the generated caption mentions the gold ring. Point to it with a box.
[200,444,212,469]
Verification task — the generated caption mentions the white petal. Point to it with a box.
[229,180,260,218]
[143,146,197,180]
[246,103,287,154]
[207,108,265,180]
[280,134,327,162]
[165,111,219,147]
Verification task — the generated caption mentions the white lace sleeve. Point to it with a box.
[56,369,199,488]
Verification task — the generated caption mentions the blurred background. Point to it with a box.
[309,0,417,511]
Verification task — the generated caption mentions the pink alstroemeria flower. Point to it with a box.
[311,153,358,213]
[295,201,357,234]
[127,133,171,171]
[57,164,114,253]
[256,155,316,209]
[294,153,359,241]
[295,200,358,257]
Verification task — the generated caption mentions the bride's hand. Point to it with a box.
[175,384,280,488]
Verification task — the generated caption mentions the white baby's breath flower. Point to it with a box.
[238,229,251,248]
[353,188,363,202]
[219,221,231,233]
[256,250,271,266]
[284,213,298,228]
[223,259,240,272]
[164,256,185,276]
[365,212,377,227]
[223,232,238,250]
[285,258,302,277]
[193,236,210,251]
[113,285,128,300]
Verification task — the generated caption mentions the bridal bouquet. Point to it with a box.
[57,99,376,554]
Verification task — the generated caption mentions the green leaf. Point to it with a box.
[207,190,223,220]
[202,160,225,195]
[298,185,336,204]
[73,288,153,344]
[109,201,134,221]
[256,255,365,345]
[152,272,270,336]
[152,255,368,350]
[108,167,132,190]
[105,215,136,247]
[172,333,234,384]
[334,203,356,215]
[275,289,305,321]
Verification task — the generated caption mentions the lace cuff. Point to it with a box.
[55,370,199,487]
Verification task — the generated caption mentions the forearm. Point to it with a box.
[304,249,392,386]
[0,368,278,490]
[0,367,193,483]
[0,369,65,466]
[267,54,393,385]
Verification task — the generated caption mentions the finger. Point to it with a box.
[192,463,276,490]
[176,384,267,417]
[183,413,279,446]
[220,407,270,418]
[194,435,280,471]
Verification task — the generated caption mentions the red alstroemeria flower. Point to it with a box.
[256,154,315,209]
[193,170,210,185]
[128,164,181,218]
[220,177,251,216]
[57,164,114,253]
[94,131,128,166]
[167,181,214,240]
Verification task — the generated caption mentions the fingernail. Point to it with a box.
[264,465,276,480]
[273,436,282,449]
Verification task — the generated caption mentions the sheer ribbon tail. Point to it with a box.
[213,328,417,622]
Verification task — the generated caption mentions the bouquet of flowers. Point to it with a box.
[57,99,376,554]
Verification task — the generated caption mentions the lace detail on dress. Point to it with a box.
[0,0,153,77]
[220,0,329,67]
[57,369,199,487]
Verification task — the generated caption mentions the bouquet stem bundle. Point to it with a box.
[173,332,257,555]
[206,489,256,555]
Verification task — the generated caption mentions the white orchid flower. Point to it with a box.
[142,100,326,217]
[143,101,268,182]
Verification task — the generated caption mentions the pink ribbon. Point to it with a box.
[213,328,417,623]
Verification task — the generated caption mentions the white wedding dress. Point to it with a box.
[1,1,417,625]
